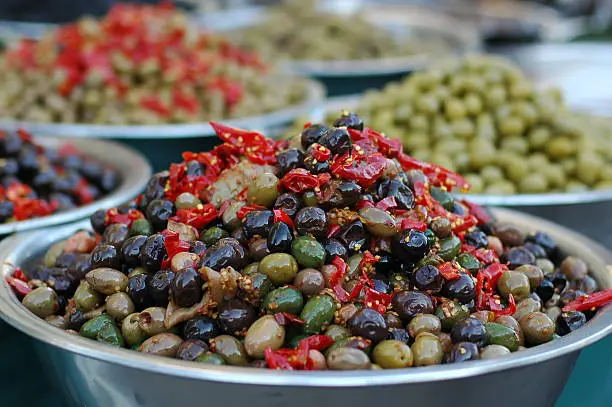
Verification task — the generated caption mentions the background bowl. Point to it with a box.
[198,4,481,96]
[0,76,325,171]
[0,136,151,236]
[0,208,611,407]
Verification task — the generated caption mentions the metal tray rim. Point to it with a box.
[0,208,611,387]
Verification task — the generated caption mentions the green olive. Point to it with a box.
[258,253,299,285]
[244,315,286,359]
[480,344,511,359]
[86,267,129,295]
[436,301,470,331]
[411,332,444,366]
[138,307,167,336]
[121,313,148,347]
[519,312,555,345]
[106,292,135,321]
[129,219,153,236]
[327,347,371,370]
[514,265,544,290]
[325,324,351,342]
[248,172,280,207]
[301,295,336,334]
[196,352,226,365]
[73,281,102,312]
[22,287,59,318]
[43,241,66,267]
[513,298,541,322]
[408,314,442,337]
[372,340,413,369]
[201,226,229,246]
[291,236,326,268]
[359,207,397,237]
[497,271,531,301]
[138,333,183,357]
[175,192,201,210]
[210,335,249,366]
[262,286,304,315]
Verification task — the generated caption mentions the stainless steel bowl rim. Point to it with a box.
[198,5,481,78]
[0,208,611,387]
[0,77,325,139]
[314,95,612,207]
[0,137,151,235]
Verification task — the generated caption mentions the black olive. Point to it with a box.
[232,227,248,246]
[411,265,444,293]
[49,193,76,211]
[504,247,536,269]
[0,201,14,223]
[337,220,368,252]
[348,308,388,343]
[17,148,39,179]
[48,273,77,297]
[523,242,547,259]
[139,234,167,273]
[387,328,411,344]
[559,289,586,308]
[324,238,347,263]
[320,180,362,208]
[445,342,479,363]
[371,274,391,294]
[379,179,414,210]
[121,235,148,267]
[127,273,152,310]
[103,223,129,248]
[185,160,204,177]
[217,299,257,336]
[55,252,78,269]
[295,207,327,239]
[333,112,364,131]
[451,202,468,216]
[242,210,274,239]
[442,273,476,304]
[391,291,434,323]
[52,172,80,195]
[318,128,351,155]
[374,253,397,276]
[546,272,568,294]
[32,169,57,195]
[464,229,488,249]
[191,240,207,257]
[70,254,91,279]
[273,193,302,218]
[248,237,271,261]
[90,244,121,269]
[556,311,587,336]
[176,339,209,361]
[392,229,429,264]
[90,209,107,234]
[277,148,304,176]
[183,316,221,343]
[144,173,167,202]
[267,222,293,253]
[100,168,120,193]
[149,269,175,306]
[526,232,558,258]
[117,202,138,214]
[384,312,403,329]
[535,279,555,303]
[67,308,86,331]
[303,156,330,174]
[571,275,598,294]
[300,124,329,149]
[146,199,175,231]
[200,238,248,271]
[0,158,19,177]
[171,267,202,308]
[451,318,486,347]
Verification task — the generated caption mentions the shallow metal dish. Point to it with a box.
[197,4,480,95]
[0,208,611,407]
[0,137,151,236]
[0,76,325,139]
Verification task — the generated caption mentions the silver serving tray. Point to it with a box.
[0,77,325,139]
[0,137,151,236]
[197,5,481,78]
[0,208,610,407]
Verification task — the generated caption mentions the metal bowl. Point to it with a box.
[198,5,480,96]
[0,137,151,236]
[0,208,611,407]
[0,76,325,171]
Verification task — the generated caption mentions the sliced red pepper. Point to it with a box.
[358,250,378,279]
[299,335,335,351]
[398,152,470,192]
[209,122,282,165]
[273,312,304,326]
[375,196,397,211]
[563,289,612,312]
[6,276,32,296]
[310,143,331,162]
[326,224,341,239]
[438,262,461,280]
[273,209,294,229]
[400,219,428,232]
[264,347,293,370]
[330,256,350,302]
[162,230,190,260]
[331,152,387,189]
[492,294,517,316]
[280,168,320,193]
[13,268,28,282]
[461,200,493,225]
[237,204,266,220]
[105,208,144,227]
[363,286,392,314]
[170,204,218,230]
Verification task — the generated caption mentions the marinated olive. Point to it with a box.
[267,222,293,253]
[171,268,202,308]
[183,316,221,343]
[392,291,434,323]
[218,299,257,336]
[348,308,388,343]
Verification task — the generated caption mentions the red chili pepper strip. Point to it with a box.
[375,196,397,211]
[6,277,32,296]
[299,335,335,351]
[13,268,28,282]
[273,209,294,229]
[280,169,320,193]
[171,204,218,230]
[491,294,517,316]
[331,153,387,189]
[400,219,428,232]
[310,144,331,162]
[273,312,304,326]
[475,263,508,310]
[326,224,341,239]
[264,347,294,370]
[438,262,461,280]
[105,208,144,227]
[461,200,493,225]
[363,287,392,314]
[330,256,350,302]
[236,205,266,220]
[162,231,190,260]
[563,289,612,312]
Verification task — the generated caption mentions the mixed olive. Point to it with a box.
[231,0,451,62]
[0,4,308,125]
[0,129,119,224]
[11,114,610,371]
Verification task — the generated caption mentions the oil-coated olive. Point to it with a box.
[451,317,486,347]
[242,210,274,239]
[146,199,175,231]
[273,193,302,218]
[218,299,257,336]
[139,234,167,273]
[277,148,304,176]
[319,127,351,155]
[464,229,488,249]
[121,235,148,267]
[200,238,248,271]
[248,237,271,262]
[348,308,388,343]
[176,339,209,361]
[445,342,480,363]
[324,239,347,262]
[505,247,536,269]
[301,124,329,149]
[103,223,129,248]
[333,112,364,131]
[183,316,221,343]
[90,244,121,270]
[295,207,328,239]
[556,310,587,336]
[442,273,476,304]
[392,229,428,264]
[411,265,444,293]
[267,222,293,253]
[392,291,434,323]
[149,269,175,306]
[171,268,202,308]
[127,273,152,310]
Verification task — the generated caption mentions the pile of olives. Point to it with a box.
[15,113,603,370]
[295,55,612,194]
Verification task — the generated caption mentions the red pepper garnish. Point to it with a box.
[355,199,375,210]
[331,152,387,189]
[330,256,350,302]
[6,276,32,297]
[563,289,612,312]
[104,208,145,227]
[492,294,516,316]
[400,219,428,232]
[310,143,331,162]
[13,268,28,282]
[280,169,320,193]
[273,209,294,229]
[461,200,493,225]
[398,152,470,192]
[375,196,397,211]
[171,204,218,230]
[237,204,266,220]
[162,230,190,260]
[438,262,461,280]
[326,224,341,239]
[264,347,294,370]
[363,286,392,314]
[210,122,282,165]
[140,95,170,117]
[475,263,508,310]
[273,312,304,326]
[299,335,334,351]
